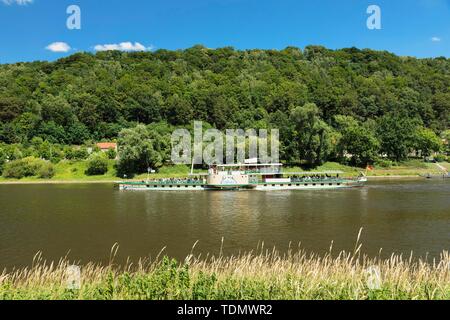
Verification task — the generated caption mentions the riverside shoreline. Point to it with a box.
[0,175,428,185]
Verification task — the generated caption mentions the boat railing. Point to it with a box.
[122,180,205,186]
[290,178,345,183]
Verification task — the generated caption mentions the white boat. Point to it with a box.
[117,163,367,191]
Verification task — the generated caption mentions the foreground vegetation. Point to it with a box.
[1,245,449,300]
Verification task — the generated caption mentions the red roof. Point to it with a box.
[96,142,117,150]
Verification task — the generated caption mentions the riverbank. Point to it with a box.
[1,248,449,300]
[0,161,447,185]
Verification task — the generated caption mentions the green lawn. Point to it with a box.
[0,160,118,183]
[284,161,447,177]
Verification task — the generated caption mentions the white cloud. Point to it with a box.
[46,42,71,53]
[94,42,153,52]
[2,0,33,5]
[431,37,442,42]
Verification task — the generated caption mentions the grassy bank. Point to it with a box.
[0,161,448,184]
[281,161,446,178]
[1,246,449,300]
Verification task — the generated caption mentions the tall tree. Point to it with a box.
[291,103,336,166]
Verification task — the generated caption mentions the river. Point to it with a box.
[0,180,449,269]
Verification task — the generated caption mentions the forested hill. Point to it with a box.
[0,45,449,165]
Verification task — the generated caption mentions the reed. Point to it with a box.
[1,242,449,300]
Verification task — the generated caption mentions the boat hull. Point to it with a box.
[254,180,364,191]
[117,179,365,191]
[118,183,206,191]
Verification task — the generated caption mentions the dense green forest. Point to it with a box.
[0,45,449,176]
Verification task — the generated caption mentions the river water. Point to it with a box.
[0,180,449,269]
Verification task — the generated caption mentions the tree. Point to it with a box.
[40,94,75,127]
[335,115,380,166]
[117,125,165,176]
[0,97,24,122]
[67,121,91,145]
[377,114,419,162]
[290,103,336,166]
[414,127,442,158]
[442,130,450,155]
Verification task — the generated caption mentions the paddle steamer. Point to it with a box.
[117,163,367,191]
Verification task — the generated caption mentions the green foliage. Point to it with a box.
[374,159,394,168]
[64,147,89,161]
[0,47,448,172]
[434,154,446,163]
[37,161,56,179]
[415,128,443,158]
[117,125,168,176]
[106,148,117,160]
[376,114,420,162]
[335,115,380,166]
[1,253,449,300]
[85,153,109,176]
[290,103,336,166]
[2,157,55,179]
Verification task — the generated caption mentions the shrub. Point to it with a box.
[37,162,55,179]
[402,159,428,169]
[434,154,446,163]
[85,153,109,176]
[2,160,27,179]
[2,157,54,179]
[65,147,89,161]
[106,148,117,160]
[374,159,394,168]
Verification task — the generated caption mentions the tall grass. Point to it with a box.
[1,239,449,300]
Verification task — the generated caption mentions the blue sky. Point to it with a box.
[0,0,449,63]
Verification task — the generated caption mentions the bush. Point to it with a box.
[65,147,89,161]
[374,159,394,168]
[401,159,428,169]
[2,157,55,179]
[434,154,446,163]
[37,162,56,179]
[106,148,117,160]
[2,160,27,179]
[85,153,109,176]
